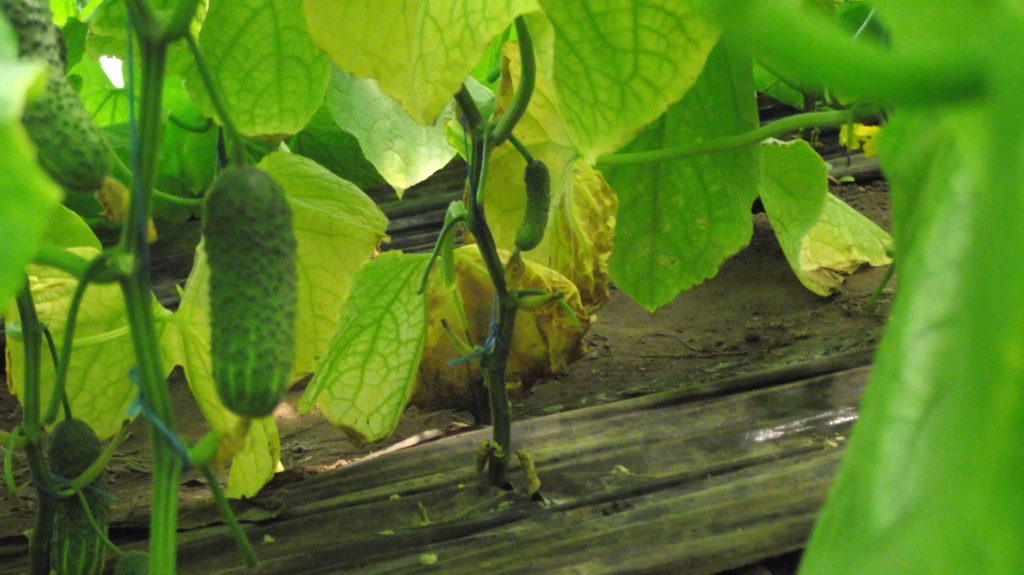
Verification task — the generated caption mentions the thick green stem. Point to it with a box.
[122,38,181,575]
[15,283,56,575]
[708,0,985,106]
[457,107,516,485]
[596,109,873,167]
[491,16,536,146]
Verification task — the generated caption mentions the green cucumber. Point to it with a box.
[48,418,108,575]
[1,0,112,193]
[203,166,298,418]
[514,160,550,252]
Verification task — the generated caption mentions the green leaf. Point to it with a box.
[754,63,804,108]
[6,247,170,440]
[535,0,720,162]
[0,57,61,310]
[325,67,455,197]
[41,204,102,249]
[68,50,131,127]
[604,43,759,311]
[185,0,330,138]
[299,251,429,445]
[303,0,538,125]
[257,152,389,376]
[759,139,892,296]
[801,63,1024,574]
[288,104,385,191]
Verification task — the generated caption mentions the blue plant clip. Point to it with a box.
[128,366,192,469]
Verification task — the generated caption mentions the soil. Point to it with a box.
[0,179,892,574]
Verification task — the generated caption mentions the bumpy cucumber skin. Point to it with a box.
[48,418,109,575]
[1,0,112,193]
[514,160,551,252]
[203,167,298,418]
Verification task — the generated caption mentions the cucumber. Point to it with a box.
[1,0,112,193]
[514,160,550,252]
[48,418,109,575]
[203,166,298,418]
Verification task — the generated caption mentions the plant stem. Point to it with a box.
[185,31,246,167]
[707,0,985,106]
[15,283,56,575]
[595,108,873,167]
[456,100,516,484]
[122,38,181,575]
[202,467,259,567]
[31,245,92,279]
[491,16,535,146]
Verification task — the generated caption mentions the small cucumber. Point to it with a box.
[48,418,109,575]
[514,160,550,252]
[203,166,298,418]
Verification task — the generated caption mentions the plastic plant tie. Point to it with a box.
[447,294,503,365]
[128,367,192,469]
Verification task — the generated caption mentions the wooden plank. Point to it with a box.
[160,362,869,574]
[0,353,870,575]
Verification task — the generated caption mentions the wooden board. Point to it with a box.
[0,354,872,574]
[187,354,869,573]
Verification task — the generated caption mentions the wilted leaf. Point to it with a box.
[415,246,590,410]
[761,139,891,296]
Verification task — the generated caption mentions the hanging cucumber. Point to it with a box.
[203,166,298,418]
[48,418,109,575]
[1,0,113,194]
[514,160,551,252]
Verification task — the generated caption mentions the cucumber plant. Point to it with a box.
[2,1,1020,574]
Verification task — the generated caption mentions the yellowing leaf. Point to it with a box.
[796,194,893,294]
[298,251,429,444]
[6,247,168,440]
[760,139,891,296]
[257,152,389,377]
[415,246,590,409]
[303,0,538,124]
